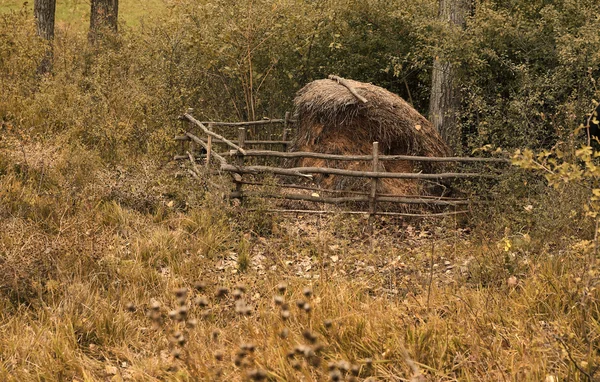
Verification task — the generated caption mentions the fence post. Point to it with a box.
[187,108,195,158]
[178,118,186,157]
[206,123,213,168]
[235,127,246,199]
[283,111,291,152]
[369,142,379,232]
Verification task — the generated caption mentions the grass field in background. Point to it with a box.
[0,0,167,28]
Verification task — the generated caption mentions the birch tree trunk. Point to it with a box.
[89,0,119,42]
[34,0,56,73]
[429,0,472,152]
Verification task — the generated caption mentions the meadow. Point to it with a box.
[1,0,600,380]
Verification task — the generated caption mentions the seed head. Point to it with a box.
[247,369,267,381]
[324,319,333,329]
[214,351,224,361]
[234,356,243,367]
[313,343,325,353]
[296,300,306,309]
[279,328,289,339]
[150,301,161,311]
[337,360,350,372]
[329,369,342,381]
[302,287,313,298]
[291,360,302,370]
[186,319,198,328]
[168,310,179,320]
[241,343,256,352]
[234,284,247,293]
[308,355,321,368]
[280,310,290,320]
[126,302,136,312]
[302,330,318,344]
[211,329,220,341]
[193,281,206,291]
[273,295,285,306]
[216,287,229,298]
[174,288,188,299]
[195,296,209,307]
[277,283,287,293]
[177,306,188,319]
[302,303,312,313]
[232,289,243,300]
[351,364,360,376]
[172,348,182,359]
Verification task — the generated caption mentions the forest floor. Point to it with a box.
[1,137,598,381]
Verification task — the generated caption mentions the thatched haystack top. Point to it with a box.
[293,78,450,157]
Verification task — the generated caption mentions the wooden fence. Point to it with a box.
[175,110,509,219]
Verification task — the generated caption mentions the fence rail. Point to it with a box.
[176,112,508,220]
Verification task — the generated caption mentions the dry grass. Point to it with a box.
[292,78,450,196]
[1,138,600,381]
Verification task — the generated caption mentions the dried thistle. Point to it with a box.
[302,287,313,298]
[277,283,287,293]
[273,295,285,306]
[216,287,229,298]
[302,329,318,344]
[195,296,209,308]
[247,369,267,380]
[174,288,188,299]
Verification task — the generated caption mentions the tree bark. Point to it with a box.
[429,0,472,153]
[34,0,56,73]
[89,0,118,42]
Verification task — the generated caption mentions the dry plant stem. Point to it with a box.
[554,335,595,381]
[426,242,434,312]
[594,217,600,264]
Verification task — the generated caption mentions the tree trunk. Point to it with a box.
[34,0,56,74]
[429,0,471,153]
[89,0,118,42]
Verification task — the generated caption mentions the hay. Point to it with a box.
[291,77,451,196]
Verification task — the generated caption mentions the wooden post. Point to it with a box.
[369,142,379,233]
[283,111,291,152]
[178,118,186,157]
[187,107,195,158]
[206,135,213,168]
[235,127,246,199]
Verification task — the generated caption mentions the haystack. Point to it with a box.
[292,77,451,196]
